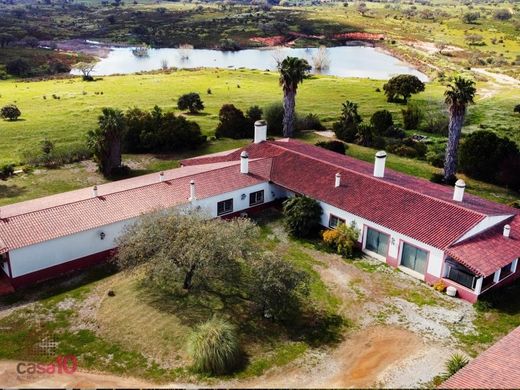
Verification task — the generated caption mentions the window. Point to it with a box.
[500,262,513,279]
[400,243,428,275]
[217,198,233,216]
[249,190,264,206]
[365,227,389,257]
[329,214,345,228]
[445,258,476,289]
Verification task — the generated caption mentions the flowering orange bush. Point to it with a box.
[322,222,360,258]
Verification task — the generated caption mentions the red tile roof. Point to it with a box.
[440,326,520,389]
[446,215,520,277]
[0,159,271,253]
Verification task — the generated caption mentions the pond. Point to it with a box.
[73,45,428,81]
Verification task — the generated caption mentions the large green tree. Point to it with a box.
[278,57,311,138]
[87,107,127,177]
[443,77,476,181]
[383,74,425,103]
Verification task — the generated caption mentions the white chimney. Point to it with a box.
[240,151,249,174]
[503,224,511,238]
[92,185,98,197]
[335,173,341,188]
[254,120,267,143]
[189,180,196,201]
[373,151,387,178]
[159,172,164,182]
[453,179,466,202]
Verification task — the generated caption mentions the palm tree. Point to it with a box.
[279,57,311,138]
[443,77,476,181]
[87,107,127,177]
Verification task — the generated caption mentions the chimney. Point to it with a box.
[240,151,249,174]
[254,120,267,144]
[503,224,511,238]
[373,151,387,178]
[335,173,341,188]
[159,172,164,182]
[92,185,98,197]
[453,179,466,202]
[189,180,196,201]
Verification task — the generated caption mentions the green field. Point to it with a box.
[1,68,519,165]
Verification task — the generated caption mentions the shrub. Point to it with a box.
[355,124,374,147]
[1,104,21,121]
[22,141,92,168]
[177,92,204,114]
[0,163,15,180]
[494,9,512,21]
[6,58,31,77]
[508,200,520,209]
[263,102,285,136]
[333,101,362,143]
[215,104,250,139]
[430,173,458,186]
[249,253,310,321]
[124,106,206,153]
[283,196,323,238]
[442,353,469,379]
[387,138,427,159]
[297,113,325,131]
[433,280,447,292]
[322,222,360,258]
[315,140,347,155]
[426,149,445,168]
[188,317,242,375]
[401,104,422,130]
[370,110,394,135]
[422,111,449,136]
[514,104,520,114]
[246,105,263,124]
[459,131,519,185]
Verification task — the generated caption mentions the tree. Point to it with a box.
[333,100,362,143]
[74,61,97,81]
[278,57,311,137]
[177,92,204,114]
[263,102,285,136]
[188,317,242,375]
[283,196,322,238]
[494,9,512,21]
[87,107,127,177]
[462,11,480,24]
[312,46,330,71]
[249,253,309,321]
[401,104,422,130]
[383,74,425,103]
[1,104,21,121]
[246,105,263,125]
[6,58,31,77]
[443,77,476,181]
[0,33,15,48]
[116,211,259,293]
[215,104,250,139]
[370,110,394,135]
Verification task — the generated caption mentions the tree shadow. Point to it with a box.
[0,184,27,199]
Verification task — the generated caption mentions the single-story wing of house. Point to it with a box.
[1,121,519,302]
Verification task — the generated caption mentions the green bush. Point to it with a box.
[333,100,362,143]
[0,163,15,180]
[297,113,325,131]
[177,92,204,114]
[283,196,323,238]
[401,104,422,130]
[315,140,347,155]
[188,317,242,375]
[442,353,469,379]
[1,104,21,121]
[370,110,394,135]
[383,74,425,103]
[215,104,250,139]
[263,102,285,136]
[22,141,92,168]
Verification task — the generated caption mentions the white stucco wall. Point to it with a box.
[9,181,285,278]
[318,202,445,279]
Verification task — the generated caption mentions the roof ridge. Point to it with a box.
[268,140,487,219]
[0,161,243,221]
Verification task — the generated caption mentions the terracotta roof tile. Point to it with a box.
[0,160,271,252]
[440,326,520,389]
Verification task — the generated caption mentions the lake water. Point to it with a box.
[73,46,428,81]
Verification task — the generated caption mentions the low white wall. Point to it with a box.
[318,202,445,278]
[9,182,283,278]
